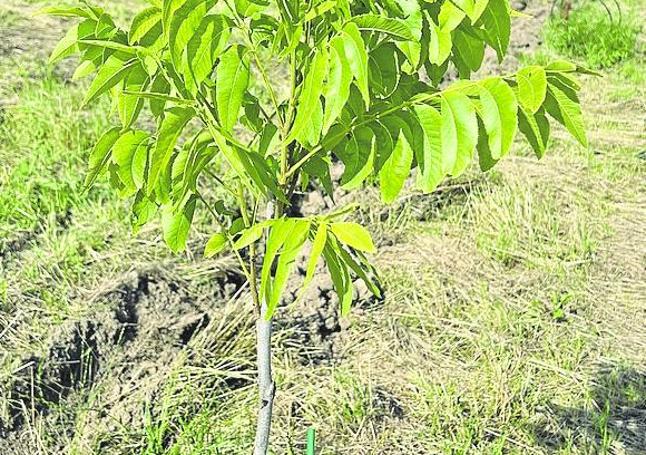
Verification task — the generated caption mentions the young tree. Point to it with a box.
[46,0,590,452]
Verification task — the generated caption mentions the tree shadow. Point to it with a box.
[534,363,646,454]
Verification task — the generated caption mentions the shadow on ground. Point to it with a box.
[535,364,646,454]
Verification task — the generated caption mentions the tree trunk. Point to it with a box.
[253,302,275,455]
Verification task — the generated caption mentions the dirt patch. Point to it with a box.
[0,3,78,96]
[275,247,382,366]
[372,387,406,421]
[0,268,246,454]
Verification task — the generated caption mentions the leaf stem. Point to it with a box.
[196,191,252,281]
[237,182,261,311]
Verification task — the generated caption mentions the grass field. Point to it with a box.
[0,0,644,454]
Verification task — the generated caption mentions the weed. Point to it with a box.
[544,6,640,68]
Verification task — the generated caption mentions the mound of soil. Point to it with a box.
[0,270,238,453]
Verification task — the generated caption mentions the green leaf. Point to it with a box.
[476,118,497,171]
[340,127,374,189]
[147,106,195,192]
[295,99,324,148]
[216,45,250,133]
[236,0,270,17]
[204,232,227,257]
[207,129,255,194]
[94,11,118,39]
[323,244,353,316]
[129,7,162,44]
[477,77,517,160]
[545,60,577,73]
[171,132,215,203]
[301,222,328,293]
[39,6,95,18]
[185,14,230,94]
[302,155,334,196]
[472,0,491,21]
[413,104,443,193]
[49,20,94,64]
[369,119,395,173]
[119,64,149,128]
[516,66,547,114]
[258,122,278,156]
[438,1,466,31]
[544,83,587,147]
[86,127,121,188]
[304,0,337,22]
[379,120,414,203]
[168,0,213,69]
[112,130,150,195]
[260,218,295,304]
[162,0,185,36]
[393,0,423,68]
[162,195,197,253]
[73,59,99,80]
[438,96,458,175]
[287,47,327,144]
[330,222,375,253]
[339,23,370,108]
[452,28,485,74]
[323,37,352,135]
[480,0,510,62]
[131,190,158,232]
[368,43,400,97]
[132,139,149,190]
[78,39,142,55]
[351,14,414,40]
[574,64,602,77]
[335,246,381,298]
[428,23,452,65]
[266,220,310,318]
[548,72,580,92]
[123,90,193,105]
[149,72,171,116]
[452,0,489,23]
[233,223,266,250]
[276,0,298,23]
[441,90,478,176]
[244,149,288,202]
[518,106,550,159]
[83,55,137,106]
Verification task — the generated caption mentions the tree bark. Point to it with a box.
[253,302,275,455]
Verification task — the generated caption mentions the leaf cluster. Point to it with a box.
[46,0,592,316]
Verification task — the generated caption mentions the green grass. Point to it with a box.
[543,5,641,69]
